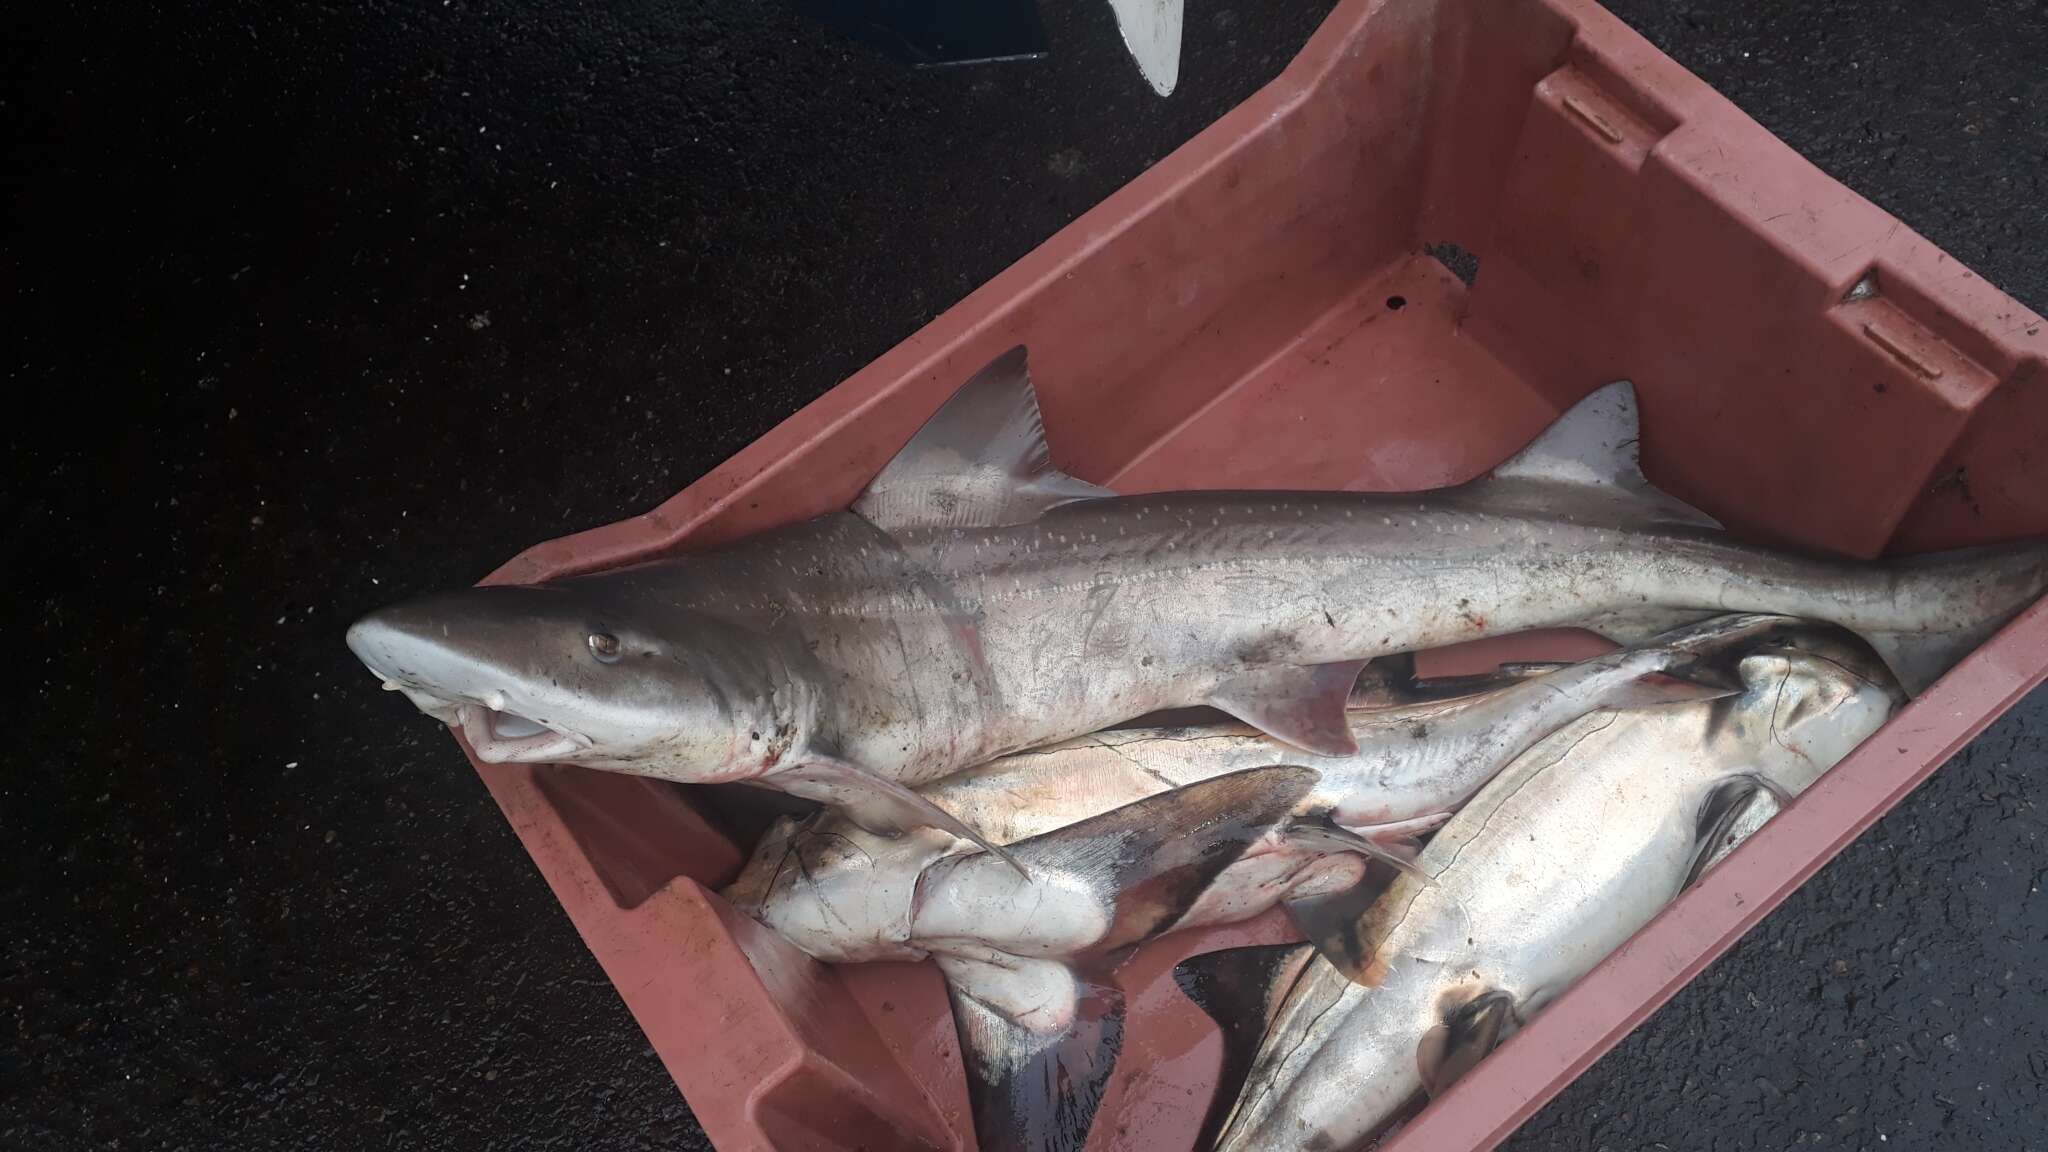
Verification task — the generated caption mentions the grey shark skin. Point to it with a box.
[1203,625,1904,1152]
[346,346,2047,846]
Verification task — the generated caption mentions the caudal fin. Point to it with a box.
[941,955,1124,1152]
[1173,943,1318,1152]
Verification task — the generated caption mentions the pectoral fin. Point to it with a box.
[1282,869,1401,985]
[1595,670,1744,709]
[940,954,1124,1152]
[1282,818,1432,884]
[1417,989,1519,1096]
[1172,943,1317,1152]
[772,757,1028,877]
[1209,660,1370,756]
[1683,773,1795,889]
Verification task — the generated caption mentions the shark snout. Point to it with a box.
[346,603,477,724]
[345,591,601,764]
[345,607,419,684]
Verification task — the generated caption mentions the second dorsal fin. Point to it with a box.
[853,346,1113,533]
[1466,381,1721,531]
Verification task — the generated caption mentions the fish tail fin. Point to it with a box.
[940,955,1124,1152]
[1173,943,1318,1152]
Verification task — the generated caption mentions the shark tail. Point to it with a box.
[941,955,1124,1152]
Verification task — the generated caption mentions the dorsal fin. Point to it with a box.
[853,346,1113,533]
[1466,381,1721,531]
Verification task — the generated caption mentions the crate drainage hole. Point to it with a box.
[1386,295,1407,311]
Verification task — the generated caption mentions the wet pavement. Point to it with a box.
[5,1,2042,1148]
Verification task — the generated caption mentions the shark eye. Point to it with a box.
[587,632,622,663]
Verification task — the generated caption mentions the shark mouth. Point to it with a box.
[455,702,588,763]
[373,676,590,763]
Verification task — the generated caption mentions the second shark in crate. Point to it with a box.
[1183,621,1905,1152]
[721,618,1785,1152]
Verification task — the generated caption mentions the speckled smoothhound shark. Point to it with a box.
[346,346,2047,867]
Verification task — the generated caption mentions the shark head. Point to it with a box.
[1733,628,1905,793]
[346,582,804,780]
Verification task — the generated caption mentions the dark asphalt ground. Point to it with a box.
[5,1,2042,1149]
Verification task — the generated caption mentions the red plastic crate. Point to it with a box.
[462,0,2048,1147]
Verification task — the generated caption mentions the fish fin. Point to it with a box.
[773,756,1029,878]
[1684,773,1799,888]
[1682,777,1770,890]
[1106,0,1182,95]
[1208,660,1370,756]
[1470,380,1722,531]
[939,954,1124,1152]
[973,765,1318,953]
[1282,819,1433,885]
[1578,605,1721,647]
[1595,670,1744,709]
[1172,943,1317,1150]
[1282,869,1399,984]
[1745,770,1797,809]
[852,346,1112,533]
[1417,990,1519,1096]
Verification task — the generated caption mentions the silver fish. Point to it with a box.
[1201,625,1903,1152]
[346,346,2045,860]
